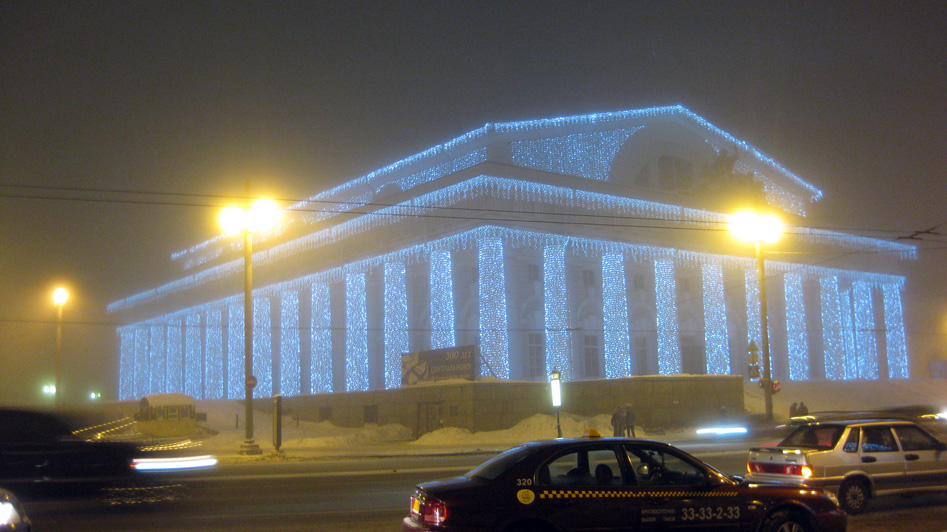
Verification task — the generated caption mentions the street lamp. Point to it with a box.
[729,211,783,421]
[549,368,562,438]
[220,198,282,455]
[52,287,68,408]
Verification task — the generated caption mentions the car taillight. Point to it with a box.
[748,462,812,477]
[410,491,449,526]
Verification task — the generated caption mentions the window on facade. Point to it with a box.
[525,333,545,378]
[583,269,596,287]
[584,335,600,377]
[528,264,540,282]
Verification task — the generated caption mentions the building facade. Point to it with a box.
[108,106,915,400]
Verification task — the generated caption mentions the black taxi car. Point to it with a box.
[404,435,846,532]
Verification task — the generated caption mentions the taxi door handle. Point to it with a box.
[861,456,876,463]
[905,454,919,461]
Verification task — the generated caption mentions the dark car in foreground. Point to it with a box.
[404,435,846,532]
[747,417,947,514]
[0,408,215,502]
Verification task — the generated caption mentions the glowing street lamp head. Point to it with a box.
[52,287,69,308]
[549,368,562,407]
[729,211,783,244]
[219,199,282,236]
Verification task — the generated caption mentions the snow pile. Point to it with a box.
[193,379,947,455]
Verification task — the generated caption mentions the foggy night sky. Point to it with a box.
[1,1,945,405]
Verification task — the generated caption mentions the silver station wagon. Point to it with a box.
[746,417,947,514]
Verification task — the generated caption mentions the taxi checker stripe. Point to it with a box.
[539,490,738,499]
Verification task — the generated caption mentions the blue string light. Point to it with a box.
[602,253,631,378]
[149,325,165,395]
[883,284,908,378]
[185,313,201,398]
[655,259,681,374]
[430,250,455,349]
[479,237,510,378]
[117,223,910,399]
[311,282,333,393]
[784,273,809,380]
[853,282,879,379]
[280,291,301,396]
[384,263,409,389]
[702,262,729,375]
[820,277,846,380]
[544,245,571,380]
[346,274,369,391]
[227,303,243,399]
[840,288,858,380]
[119,329,135,399]
[205,309,223,399]
[253,298,272,398]
[165,320,183,393]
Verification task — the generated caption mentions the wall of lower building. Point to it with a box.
[282,375,744,436]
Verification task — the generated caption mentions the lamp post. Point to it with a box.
[729,211,783,421]
[220,199,281,455]
[52,287,68,408]
[549,368,562,438]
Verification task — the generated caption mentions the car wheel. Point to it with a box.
[760,509,811,532]
[839,479,870,515]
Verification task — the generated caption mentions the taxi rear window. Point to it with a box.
[467,445,532,480]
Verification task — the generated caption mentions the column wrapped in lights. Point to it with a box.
[784,273,809,380]
[185,312,202,398]
[701,262,729,375]
[119,329,135,400]
[654,259,681,375]
[882,284,908,378]
[840,288,858,379]
[204,309,223,399]
[227,303,244,399]
[853,281,879,379]
[149,325,166,395]
[384,263,409,389]
[602,253,631,378]
[310,282,333,393]
[820,277,846,380]
[252,297,273,397]
[479,237,510,378]
[280,290,301,396]
[430,250,455,349]
[165,319,183,394]
[544,245,571,380]
[134,326,149,397]
[345,273,369,391]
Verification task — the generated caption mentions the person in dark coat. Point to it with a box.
[789,402,799,418]
[610,406,625,437]
[797,402,809,416]
[623,404,636,438]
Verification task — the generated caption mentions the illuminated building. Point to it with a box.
[109,106,914,399]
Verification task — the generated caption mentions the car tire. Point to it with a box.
[839,479,870,515]
[760,509,811,532]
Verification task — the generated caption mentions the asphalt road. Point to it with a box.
[20,445,947,532]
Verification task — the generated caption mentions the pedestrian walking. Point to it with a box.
[789,402,799,418]
[798,402,809,416]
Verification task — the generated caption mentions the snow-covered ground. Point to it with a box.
[194,379,947,459]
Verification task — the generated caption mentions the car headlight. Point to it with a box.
[0,499,29,530]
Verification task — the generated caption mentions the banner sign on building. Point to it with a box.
[401,345,478,386]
